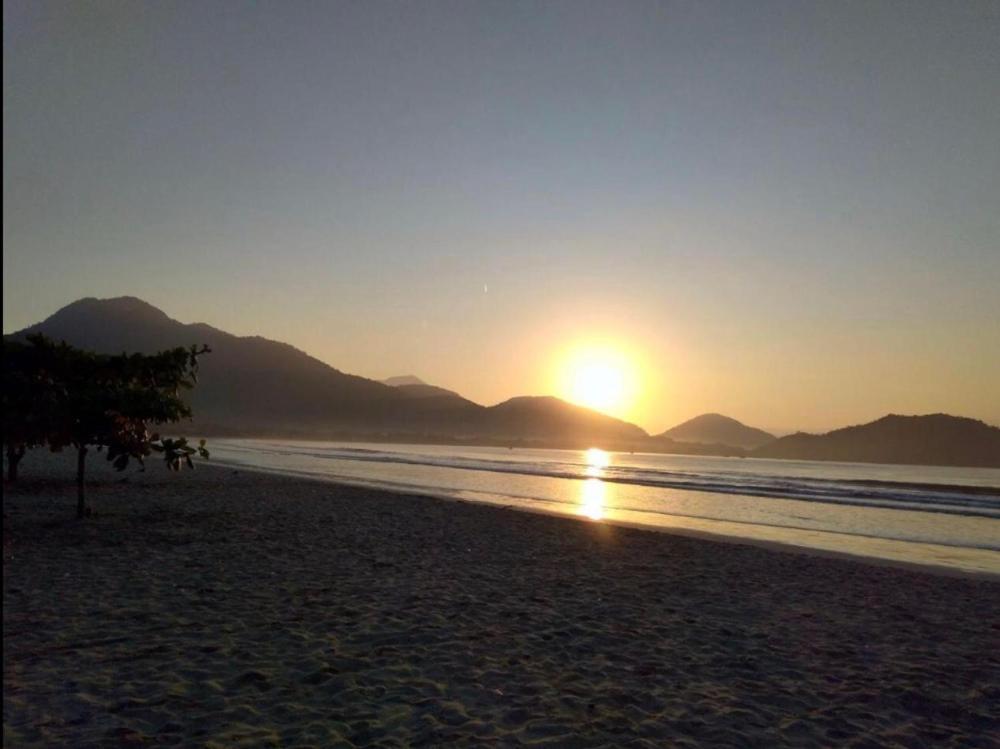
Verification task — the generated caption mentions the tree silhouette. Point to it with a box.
[2,335,210,517]
[2,338,64,480]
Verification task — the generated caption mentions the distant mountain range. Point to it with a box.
[383,375,467,401]
[8,297,646,447]
[753,414,1000,468]
[656,413,775,450]
[382,375,429,387]
[7,297,998,467]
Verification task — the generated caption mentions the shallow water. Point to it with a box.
[210,440,1000,575]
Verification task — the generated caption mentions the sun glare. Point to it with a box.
[579,448,610,519]
[585,447,610,471]
[580,478,605,520]
[556,344,640,419]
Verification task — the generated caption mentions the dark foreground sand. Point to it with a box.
[4,452,1000,748]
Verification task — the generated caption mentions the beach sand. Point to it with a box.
[4,451,999,748]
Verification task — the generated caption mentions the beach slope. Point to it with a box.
[4,453,999,747]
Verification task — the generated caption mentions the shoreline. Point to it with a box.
[204,458,1000,581]
[5,452,1000,747]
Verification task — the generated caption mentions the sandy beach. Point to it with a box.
[4,452,999,748]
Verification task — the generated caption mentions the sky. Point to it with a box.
[4,1,999,434]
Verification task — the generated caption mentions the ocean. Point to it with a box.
[209,439,1000,575]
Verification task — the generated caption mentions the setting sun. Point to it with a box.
[573,361,624,411]
[555,343,641,419]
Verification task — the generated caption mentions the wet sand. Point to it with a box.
[4,452,1000,748]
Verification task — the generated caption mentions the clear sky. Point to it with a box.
[4,1,999,434]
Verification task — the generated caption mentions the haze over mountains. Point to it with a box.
[382,375,427,387]
[8,297,999,467]
[383,376,468,402]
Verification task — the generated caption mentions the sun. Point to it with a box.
[572,361,625,412]
[556,343,640,418]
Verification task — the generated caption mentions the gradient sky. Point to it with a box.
[4,1,999,434]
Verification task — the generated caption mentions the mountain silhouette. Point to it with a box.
[484,396,646,443]
[9,298,996,466]
[384,375,469,402]
[657,413,775,450]
[9,297,648,446]
[751,414,1000,468]
[382,375,428,387]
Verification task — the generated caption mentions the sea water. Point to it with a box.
[209,440,1000,575]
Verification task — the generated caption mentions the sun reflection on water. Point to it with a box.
[580,448,610,520]
[584,447,610,476]
[581,478,606,520]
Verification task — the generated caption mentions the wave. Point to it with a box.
[208,454,1000,554]
[219,441,1000,520]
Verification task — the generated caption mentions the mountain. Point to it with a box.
[382,375,427,387]
[485,396,646,444]
[657,413,775,450]
[12,298,994,466]
[384,375,469,402]
[751,414,1000,468]
[8,297,648,446]
[11,297,412,435]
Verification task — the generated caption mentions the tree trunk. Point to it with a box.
[76,446,89,519]
[6,445,24,482]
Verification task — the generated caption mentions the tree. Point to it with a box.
[2,335,211,517]
[2,338,66,481]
